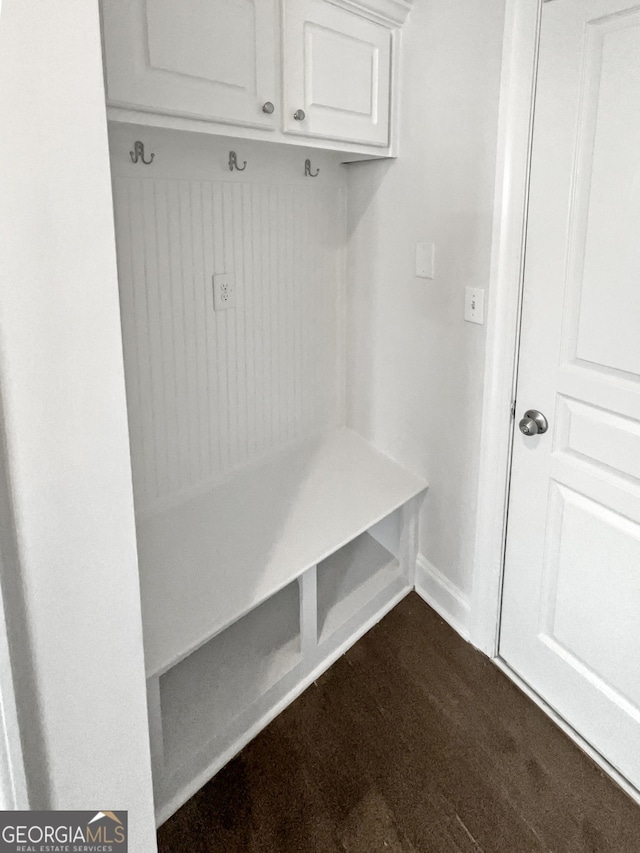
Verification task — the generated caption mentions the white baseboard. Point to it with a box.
[414,554,471,641]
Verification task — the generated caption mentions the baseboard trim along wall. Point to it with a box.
[414,555,471,641]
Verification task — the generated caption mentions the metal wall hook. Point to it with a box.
[228,151,247,172]
[304,159,320,178]
[130,141,154,165]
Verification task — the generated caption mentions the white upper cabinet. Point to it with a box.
[101,0,412,156]
[102,0,279,129]
[282,0,391,148]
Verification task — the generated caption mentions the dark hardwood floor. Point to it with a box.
[157,593,640,852]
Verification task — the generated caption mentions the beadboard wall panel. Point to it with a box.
[110,129,347,517]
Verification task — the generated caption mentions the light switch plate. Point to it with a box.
[464,287,485,324]
[415,242,435,279]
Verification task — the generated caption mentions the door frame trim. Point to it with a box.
[470,0,544,656]
[0,558,28,809]
[470,1,640,802]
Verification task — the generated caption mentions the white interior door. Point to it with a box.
[102,0,278,128]
[501,0,640,793]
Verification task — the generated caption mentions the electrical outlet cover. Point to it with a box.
[213,273,235,311]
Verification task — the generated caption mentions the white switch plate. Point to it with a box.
[464,287,485,324]
[213,273,235,311]
[415,242,435,279]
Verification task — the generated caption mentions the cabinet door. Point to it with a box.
[282,0,392,147]
[102,0,278,129]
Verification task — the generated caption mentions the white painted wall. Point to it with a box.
[0,1,156,848]
[347,0,506,627]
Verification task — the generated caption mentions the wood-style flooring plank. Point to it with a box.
[157,593,640,853]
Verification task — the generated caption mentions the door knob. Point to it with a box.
[519,409,548,436]
[262,101,275,114]
[293,109,306,121]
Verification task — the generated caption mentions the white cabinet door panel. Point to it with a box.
[102,0,278,129]
[282,0,392,146]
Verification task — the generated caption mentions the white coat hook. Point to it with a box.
[304,159,320,178]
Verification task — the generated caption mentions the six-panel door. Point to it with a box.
[102,0,279,129]
[282,0,392,147]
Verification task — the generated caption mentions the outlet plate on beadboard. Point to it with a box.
[213,273,235,311]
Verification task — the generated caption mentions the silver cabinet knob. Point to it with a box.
[293,109,306,121]
[262,101,275,114]
[519,409,548,436]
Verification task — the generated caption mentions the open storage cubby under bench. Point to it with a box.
[141,427,427,823]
